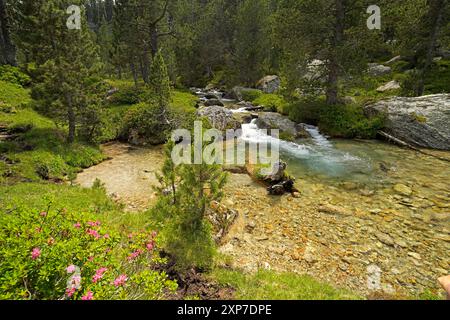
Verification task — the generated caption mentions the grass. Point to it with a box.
[0,80,31,108]
[170,90,198,113]
[211,269,361,300]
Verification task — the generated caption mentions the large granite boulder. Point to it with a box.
[368,63,392,77]
[223,86,256,101]
[255,112,310,139]
[365,94,450,150]
[197,106,241,131]
[256,75,281,93]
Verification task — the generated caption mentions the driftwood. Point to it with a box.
[378,131,450,163]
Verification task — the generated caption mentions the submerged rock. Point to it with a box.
[365,94,450,150]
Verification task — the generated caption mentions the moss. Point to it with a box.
[412,112,427,123]
[253,93,288,114]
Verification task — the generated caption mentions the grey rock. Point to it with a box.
[197,106,240,131]
[256,112,311,139]
[204,98,224,107]
[377,80,401,92]
[256,75,281,93]
[365,94,450,150]
[368,63,392,76]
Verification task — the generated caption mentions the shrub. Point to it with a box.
[0,65,31,87]
[254,94,288,113]
[287,98,385,139]
[0,203,177,300]
[241,89,263,102]
[108,86,143,105]
[122,102,172,145]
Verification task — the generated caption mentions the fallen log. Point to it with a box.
[378,131,450,163]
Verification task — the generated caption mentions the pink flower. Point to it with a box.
[127,250,143,261]
[86,229,101,240]
[74,222,81,229]
[35,227,42,233]
[31,247,41,260]
[40,211,47,217]
[66,265,76,274]
[87,221,101,227]
[151,231,157,238]
[113,274,128,287]
[127,233,134,239]
[103,234,110,239]
[66,287,76,298]
[146,242,154,251]
[92,267,108,283]
[88,256,94,262]
[81,291,94,301]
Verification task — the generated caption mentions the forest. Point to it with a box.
[0,0,449,301]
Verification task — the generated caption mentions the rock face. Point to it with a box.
[365,94,450,150]
[197,106,241,131]
[256,75,281,93]
[255,112,310,138]
[377,80,401,92]
[368,63,392,77]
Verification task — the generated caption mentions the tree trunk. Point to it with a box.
[130,62,138,87]
[0,0,17,66]
[417,0,445,96]
[66,93,76,144]
[150,28,158,58]
[326,0,345,105]
[141,50,150,84]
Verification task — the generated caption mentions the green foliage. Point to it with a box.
[0,201,176,300]
[122,102,171,145]
[0,65,31,87]
[287,98,385,139]
[152,143,228,272]
[253,94,288,113]
[424,59,450,94]
[211,269,361,300]
[108,86,144,105]
[148,51,172,109]
[241,89,263,103]
[0,80,31,108]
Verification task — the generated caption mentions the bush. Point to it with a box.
[108,86,143,105]
[122,102,172,145]
[287,98,385,139]
[253,94,288,113]
[0,65,31,87]
[241,89,263,102]
[0,203,177,300]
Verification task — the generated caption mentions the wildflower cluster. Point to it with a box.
[0,205,176,300]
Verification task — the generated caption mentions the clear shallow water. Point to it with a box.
[240,119,450,190]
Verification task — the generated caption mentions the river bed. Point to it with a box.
[75,137,449,298]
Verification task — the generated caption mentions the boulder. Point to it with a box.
[303,59,326,82]
[255,112,310,139]
[204,98,224,107]
[377,80,401,92]
[368,63,392,77]
[365,94,450,150]
[223,86,255,101]
[197,106,241,131]
[256,75,281,94]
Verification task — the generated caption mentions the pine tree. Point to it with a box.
[153,142,228,271]
[12,0,101,143]
[149,50,171,110]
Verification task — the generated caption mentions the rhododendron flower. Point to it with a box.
[66,265,76,274]
[66,287,76,298]
[127,233,133,239]
[151,231,157,238]
[40,211,47,217]
[74,222,81,229]
[127,250,143,261]
[92,267,108,283]
[86,229,101,240]
[70,275,82,289]
[113,274,128,287]
[146,242,154,251]
[81,291,94,300]
[103,234,110,239]
[31,248,41,260]
[88,256,94,262]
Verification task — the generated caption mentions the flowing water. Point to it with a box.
[75,118,450,297]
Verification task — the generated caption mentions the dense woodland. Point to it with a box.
[0,0,449,301]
